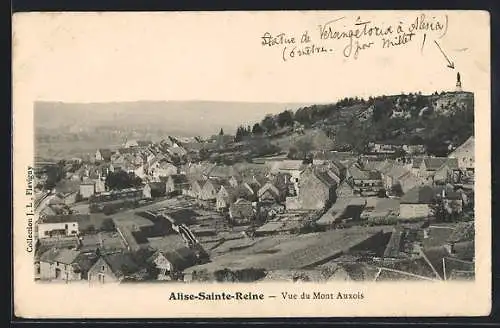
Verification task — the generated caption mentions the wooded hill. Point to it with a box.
[232,91,474,157]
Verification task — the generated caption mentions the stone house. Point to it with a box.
[199,178,224,200]
[448,136,474,171]
[298,166,338,210]
[148,247,200,280]
[399,185,436,219]
[143,182,167,199]
[79,182,96,199]
[87,253,140,284]
[257,182,282,203]
[37,248,83,281]
[165,174,190,195]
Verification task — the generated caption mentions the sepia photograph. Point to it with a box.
[13,11,490,317]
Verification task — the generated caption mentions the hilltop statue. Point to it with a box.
[456,72,462,92]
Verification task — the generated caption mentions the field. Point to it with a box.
[186,226,395,273]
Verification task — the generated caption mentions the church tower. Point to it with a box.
[455,72,462,92]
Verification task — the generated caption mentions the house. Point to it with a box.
[186,179,205,198]
[88,253,140,284]
[150,160,178,179]
[399,185,437,219]
[298,167,338,210]
[38,248,83,281]
[168,145,188,158]
[433,158,460,184]
[417,157,451,180]
[272,160,306,184]
[398,171,425,194]
[257,182,282,203]
[316,197,367,228]
[165,174,190,195]
[79,182,96,199]
[36,216,79,239]
[229,198,255,225]
[51,192,78,206]
[204,165,238,180]
[123,140,139,148]
[148,247,200,280]
[382,165,410,191]
[143,182,167,199]
[216,183,238,211]
[95,149,113,162]
[347,165,383,196]
[448,136,474,171]
[228,176,240,188]
[199,178,224,200]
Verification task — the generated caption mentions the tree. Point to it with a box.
[252,123,264,135]
[372,98,393,122]
[261,114,276,132]
[219,128,224,135]
[295,137,313,159]
[234,126,245,142]
[287,146,299,159]
[105,171,142,190]
[277,110,294,127]
[100,218,116,232]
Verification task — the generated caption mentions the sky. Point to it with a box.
[13,11,490,105]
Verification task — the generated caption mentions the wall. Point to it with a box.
[80,184,96,199]
[39,261,81,281]
[285,196,300,210]
[399,204,431,219]
[299,176,330,210]
[37,222,79,239]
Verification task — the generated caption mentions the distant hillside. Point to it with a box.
[34,101,314,137]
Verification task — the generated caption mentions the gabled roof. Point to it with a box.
[423,157,448,170]
[387,165,410,179]
[39,248,81,265]
[257,182,281,199]
[278,160,306,171]
[229,198,254,218]
[169,174,189,185]
[441,158,459,170]
[412,157,425,169]
[314,169,338,188]
[434,186,462,200]
[101,253,140,278]
[449,136,474,157]
[400,185,437,204]
[206,165,237,178]
[348,165,381,180]
[159,247,199,271]
[205,178,226,190]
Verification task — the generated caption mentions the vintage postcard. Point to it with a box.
[13,11,491,318]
